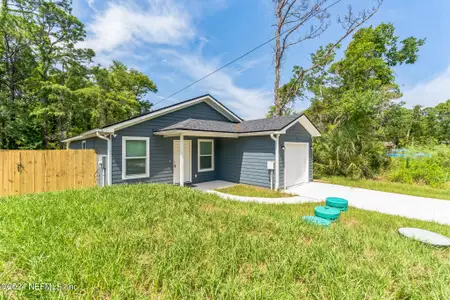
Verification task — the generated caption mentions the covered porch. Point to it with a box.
[191,180,237,191]
[153,114,319,190]
[153,130,281,190]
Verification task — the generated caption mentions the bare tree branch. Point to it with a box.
[273,0,347,116]
[278,0,384,114]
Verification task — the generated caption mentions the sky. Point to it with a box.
[72,0,450,120]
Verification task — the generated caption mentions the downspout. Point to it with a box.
[96,132,112,186]
[270,133,280,190]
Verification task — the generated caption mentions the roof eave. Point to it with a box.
[154,129,280,138]
[106,95,242,132]
[279,114,321,137]
[62,128,114,143]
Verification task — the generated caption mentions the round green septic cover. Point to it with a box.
[326,197,348,208]
[302,216,331,227]
[329,206,348,212]
[315,206,340,220]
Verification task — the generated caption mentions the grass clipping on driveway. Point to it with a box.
[215,184,294,198]
[0,184,449,299]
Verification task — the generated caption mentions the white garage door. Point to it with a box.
[285,142,309,188]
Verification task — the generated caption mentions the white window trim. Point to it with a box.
[122,136,150,180]
[81,140,87,150]
[198,139,214,172]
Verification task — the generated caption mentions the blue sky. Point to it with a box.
[73,0,450,119]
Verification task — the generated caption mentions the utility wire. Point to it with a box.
[154,0,342,107]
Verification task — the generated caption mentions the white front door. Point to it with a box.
[285,142,309,188]
[173,140,192,184]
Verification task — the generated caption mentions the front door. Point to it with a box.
[285,142,309,188]
[173,140,192,184]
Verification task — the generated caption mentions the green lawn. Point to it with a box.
[318,176,450,201]
[215,184,294,198]
[0,184,449,299]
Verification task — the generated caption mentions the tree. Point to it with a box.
[73,61,157,134]
[0,1,158,149]
[292,23,425,178]
[271,0,383,116]
[303,23,424,130]
[432,100,450,144]
[0,0,38,148]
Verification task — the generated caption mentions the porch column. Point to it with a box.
[179,134,184,186]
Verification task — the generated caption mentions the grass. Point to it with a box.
[318,176,450,201]
[0,184,449,299]
[215,184,294,198]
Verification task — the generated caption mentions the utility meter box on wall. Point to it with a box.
[267,161,275,170]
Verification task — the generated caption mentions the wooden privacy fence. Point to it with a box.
[0,150,97,197]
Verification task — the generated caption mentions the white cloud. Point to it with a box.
[161,49,273,119]
[78,0,272,119]
[401,67,450,108]
[79,0,195,54]
[234,55,271,76]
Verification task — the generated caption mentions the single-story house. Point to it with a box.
[63,94,321,190]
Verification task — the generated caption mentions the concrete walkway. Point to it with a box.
[193,180,450,225]
[288,182,450,225]
[206,190,321,204]
[193,180,321,204]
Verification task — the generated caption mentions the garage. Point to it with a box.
[284,142,309,188]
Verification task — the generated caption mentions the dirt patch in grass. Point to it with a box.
[341,217,360,228]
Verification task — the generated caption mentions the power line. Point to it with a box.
[154,0,342,107]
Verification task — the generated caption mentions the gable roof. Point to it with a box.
[156,113,321,137]
[63,95,321,143]
[103,94,242,131]
[63,94,242,142]
[158,114,303,133]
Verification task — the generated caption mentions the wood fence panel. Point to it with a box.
[0,150,97,197]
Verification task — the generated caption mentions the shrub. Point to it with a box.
[314,125,387,179]
[387,146,450,187]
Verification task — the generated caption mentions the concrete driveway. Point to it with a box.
[288,182,450,225]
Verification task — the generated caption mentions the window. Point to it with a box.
[122,137,150,180]
[198,139,214,172]
[81,140,87,150]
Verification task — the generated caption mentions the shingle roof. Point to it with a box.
[157,114,303,133]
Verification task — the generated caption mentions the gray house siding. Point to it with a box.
[279,122,313,189]
[69,102,315,189]
[70,137,107,155]
[216,122,313,189]
[69,137,107,185]
[216,136,275,188]
[111,102,228,185]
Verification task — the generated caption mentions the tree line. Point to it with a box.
[0,0,157,149]
[271,22,449,179]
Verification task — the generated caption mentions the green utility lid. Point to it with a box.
[302,216,331,227]
[327,205,348,212]
[315,206,341,220]
[326,197,348,208]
